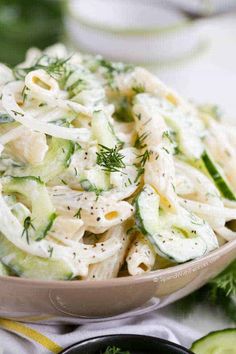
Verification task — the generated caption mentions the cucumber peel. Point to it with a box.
[135,184,212,263]
[0,234,73,280]
[201,150,236,201]
[8,137,74,183]
[2,176,56,241]
[190,328,236,354]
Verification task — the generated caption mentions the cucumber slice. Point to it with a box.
[135,184,160,236]
[92,110,119,148]
[0,261,10,276]
[135,184,210,262]
[0,234,73,280]
[191,329,236,354]
[201,150,236,201]
[81,167,110,191]
[8,137,74,183]
[2,176,56,241]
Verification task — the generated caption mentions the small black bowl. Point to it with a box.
[59,334,193,354]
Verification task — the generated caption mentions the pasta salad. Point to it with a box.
[0,44,235,280]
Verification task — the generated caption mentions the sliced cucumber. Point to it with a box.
[81,167,110,191]
[0,234,73,280]
[135,184,160,236]
[0,261,10,276]
[92,110,119,148]
[190,329,236,354]
[135,184,211,262]
[2,176,56,241]
[11,202,31,224]
[8,138,74,183]
[201,150,236,201]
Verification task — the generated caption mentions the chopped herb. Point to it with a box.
[102,346,130,354]
[11,110,24,117]
[96,144,125,173]
[67,78,87,98]
[13,55,72,86]
[60,179,67,185]
[21,85,29,103]
[162,130,173,143]
[74,208,82,219]
[48,246,54,258]
[162,146,170,154]
[96,57,133,89]
[134,166,145,183]
[39,102,47,107]
[134,132,149,149]
[137,149,152,167]
[74,142,82,151]
[21,216,35,244]
[132,84,145,94]
[114,96,133,122]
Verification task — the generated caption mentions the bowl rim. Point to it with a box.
[59,334,193,354]
[1,239,235,288]
[66,0,191,36]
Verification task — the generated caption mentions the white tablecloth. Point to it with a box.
[0,303,233,354]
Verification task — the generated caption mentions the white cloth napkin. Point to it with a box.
[0,303,232,354]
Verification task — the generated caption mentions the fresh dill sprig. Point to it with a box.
[97,58,133,89]
[48,246,54,258]
[132,84,145,94]
[67,78,87,98]
[133,149,152,183]
[96,144,125,173]
[137,149,152,167]
[13,55,72,84]
[102,346,130,354]
[134,132,149,149]
[162,130,173,143]
[74,208,82,219]
[21,216,35,244]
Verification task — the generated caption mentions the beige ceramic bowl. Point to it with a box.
[0,239,235,324]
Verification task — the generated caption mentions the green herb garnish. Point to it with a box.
[48,246,54,258]
[96,144,125,173]
[102,346,130,354]
[13,55,72,84]
[21,216,35,244]
[134,132,149,149]
[73,208,82,219]
[132,84,145,94]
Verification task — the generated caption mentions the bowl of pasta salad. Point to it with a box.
[0,44,235,324]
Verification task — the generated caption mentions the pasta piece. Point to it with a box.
[205,118,236,190]
[8,130,48,165]
[133,93,178,210]
[49,186,134,232]
[85,223,131,280]
[2,82,91,143]
[126,233,156,276]
[48,215,85,245]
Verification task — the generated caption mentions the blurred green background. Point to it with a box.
[0,0,65,66]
